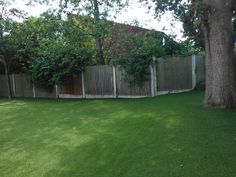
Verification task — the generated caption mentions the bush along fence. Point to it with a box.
[0,55,205,99]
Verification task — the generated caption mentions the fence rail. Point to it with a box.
[0,55,205,99]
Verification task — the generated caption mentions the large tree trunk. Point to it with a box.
[203,0,236,108]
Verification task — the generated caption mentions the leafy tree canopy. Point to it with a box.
[6,12,95,87]
[142,0,236,49]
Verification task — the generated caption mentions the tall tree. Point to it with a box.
[146,0,236,108]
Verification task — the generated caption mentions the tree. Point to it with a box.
[58,0,128,64]
[115,29,195,87]
[146,0,236,108]
[116,31,165,86]
[7,12,95,87]
[0,0,25,63]
[183,7,236,50]
[0,0,26,97]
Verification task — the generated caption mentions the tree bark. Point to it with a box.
[93,0,105,65]
[0,11,4,44]
[0,58,12,98]
[203,0,236,108]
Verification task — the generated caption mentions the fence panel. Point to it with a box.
[0,75,8,97]
[84,65,114,97]
[196,55,205,85]
[35,86,56,98]
[116,67,151,97]
[14,74,33,98]
[157,57,192,91]
[59,74,83,96]
[0,55,205,99]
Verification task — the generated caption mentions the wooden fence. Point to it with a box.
[0,55,205,99]
[156,56,193,92]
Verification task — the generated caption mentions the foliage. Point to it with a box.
[0,0,26,39]
[116,29,198,87]
[56,0,129,64]
[172,39,201,56]
[116,31,165,87]
[28,41,94,87]
[7,12,95,87]
[142,0,188,19]
[58,0,128,18]
[148,0,236,50]
[142,0,207,49]
[1,0,202,88]
[0,0,27,71]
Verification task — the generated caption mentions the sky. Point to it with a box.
[12,0,184,40]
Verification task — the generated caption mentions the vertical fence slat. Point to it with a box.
[82,71,86,98]
[12,74,16,96]
[157,56,193,92]
[55,85,59,98]
[150,64,155,97]
[84,65,114,97]
[113,66,117,98]
[33,85,36,98]
[192,55,197,89]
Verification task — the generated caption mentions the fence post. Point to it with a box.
[150,61,155,97]
[150,56,158,97]
[12,74,16,97]
[82,71,86,98]
[113,66,117,98]
[191,55,197,89]
[33,85,36,98]
[153,56,157,96]
[55,85,59,98]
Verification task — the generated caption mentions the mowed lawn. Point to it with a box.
[0,91,236,177]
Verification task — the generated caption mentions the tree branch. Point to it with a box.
[233,0,236,10]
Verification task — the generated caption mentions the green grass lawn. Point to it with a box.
[0,91,236,177]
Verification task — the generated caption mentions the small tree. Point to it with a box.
[116,31,165,86]
[8,12,95,87]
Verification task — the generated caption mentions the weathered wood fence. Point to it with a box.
[0,55,205,99]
